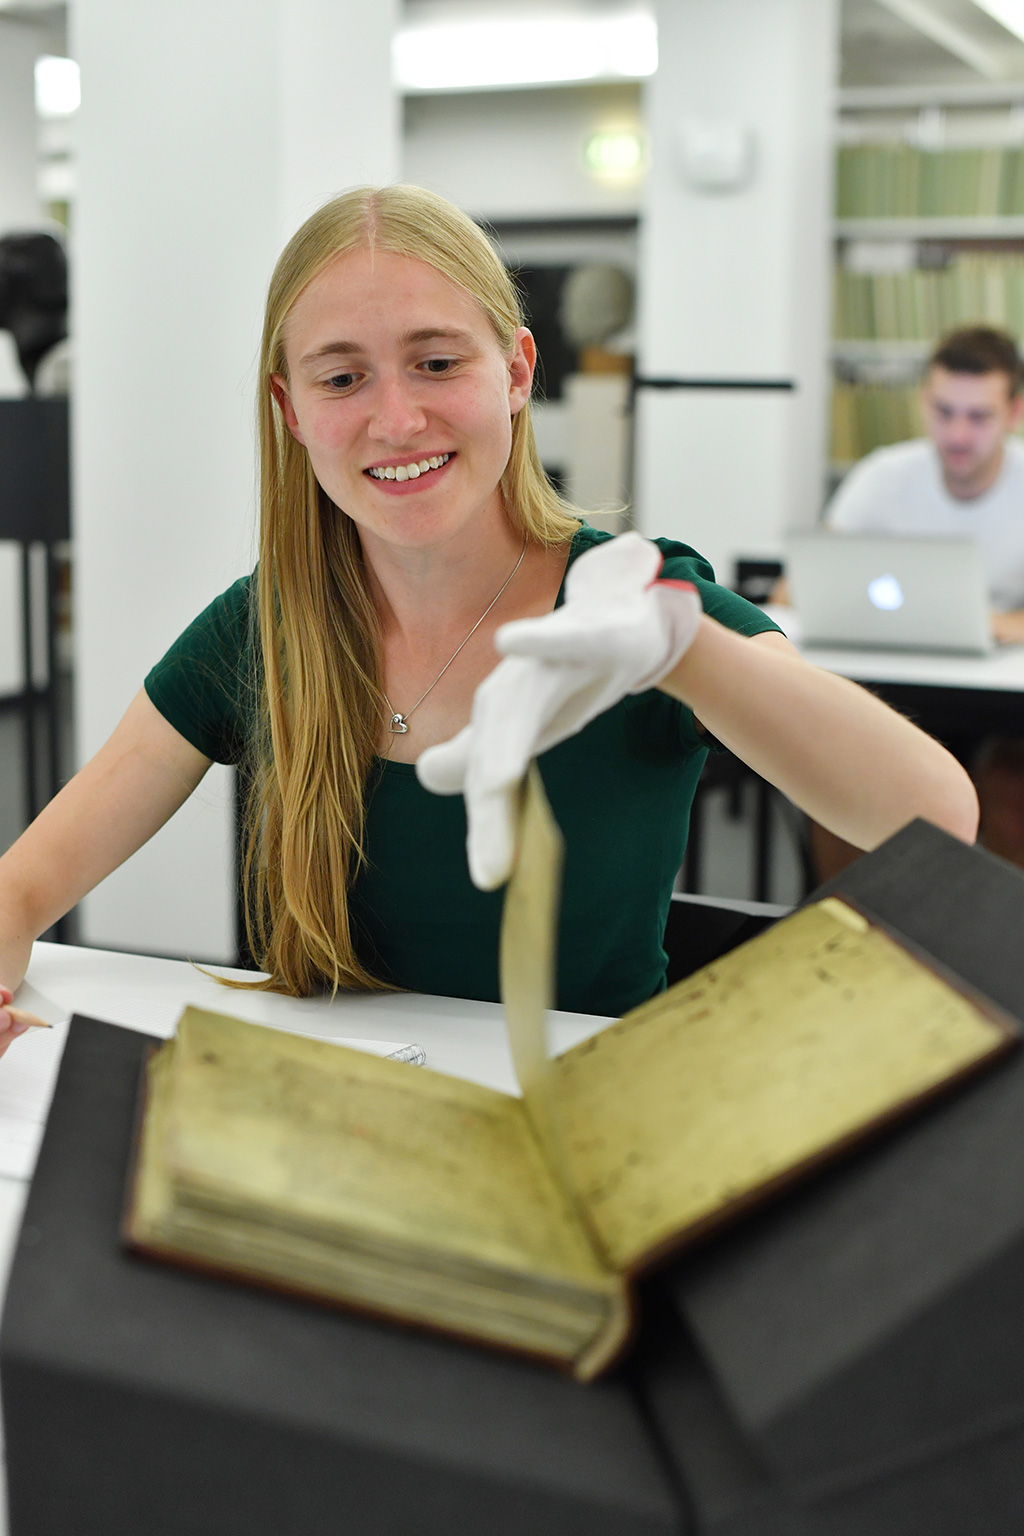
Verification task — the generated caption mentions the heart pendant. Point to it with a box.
[389,714,409,734]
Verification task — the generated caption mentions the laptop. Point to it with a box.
[785,533,992,656]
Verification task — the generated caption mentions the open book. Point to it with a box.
[124,772,1018,1380]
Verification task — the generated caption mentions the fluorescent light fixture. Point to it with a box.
[970,0,1024,44]
[584,128,645,178]
[35,55,80,117]
[394,10,657,92]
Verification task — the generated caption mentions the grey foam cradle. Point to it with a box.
[642,820,1024,1535]
[0,1015,678,1536]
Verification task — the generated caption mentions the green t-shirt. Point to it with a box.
[145,525,781,1015]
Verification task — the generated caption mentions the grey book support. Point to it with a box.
[0,1016,680,1536]
[642,821,1024,1534]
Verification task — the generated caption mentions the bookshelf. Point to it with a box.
[836,217,1024,239]
[830,115,1024,467]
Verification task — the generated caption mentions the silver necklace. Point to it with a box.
[383,536,528,734]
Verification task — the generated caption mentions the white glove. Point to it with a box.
[416,532,704,890]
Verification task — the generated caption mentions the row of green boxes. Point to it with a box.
[837,143,1024,218]
[834,255,1024,341]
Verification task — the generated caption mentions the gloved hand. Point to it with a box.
[416,532,704,889]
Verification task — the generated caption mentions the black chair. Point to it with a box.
[663,890,792,987]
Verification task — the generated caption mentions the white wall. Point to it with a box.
[0,19,44,697]
[403,83,644,221]
[634,0,838,583]
[72,0,398,961]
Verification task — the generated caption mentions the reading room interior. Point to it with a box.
[3,2,1024,1533]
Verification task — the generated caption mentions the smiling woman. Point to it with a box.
[0,184,980,1045]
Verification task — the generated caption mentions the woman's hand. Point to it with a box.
[0,986,35,1059]
[0,688,213,1059]
[417,533,703,887]
[991,609,1024,646]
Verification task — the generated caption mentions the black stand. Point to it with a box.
[0,1020,678,1536]
[645,822,1024,1533]
[0,399,70,828]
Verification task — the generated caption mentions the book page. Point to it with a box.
[500,766,565,1165]
[159,1008,609,1290]
[554,899,1016,1274]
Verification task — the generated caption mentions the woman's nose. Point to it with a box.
[367,376,428,444]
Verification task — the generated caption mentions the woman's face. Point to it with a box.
[272,247,536,557]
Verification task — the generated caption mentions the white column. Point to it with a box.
[634,0,838,585]
[72,0,398,961]
[0,19,41,236]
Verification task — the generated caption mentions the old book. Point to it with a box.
[124,772,1018,1380]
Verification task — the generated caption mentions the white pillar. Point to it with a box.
[634,0,838,585]
[72,0,398,961]
[0,19,41,236]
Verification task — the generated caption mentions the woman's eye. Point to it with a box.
[422,357,455,374]
[326,372,358,390]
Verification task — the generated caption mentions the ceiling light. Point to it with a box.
[584,129,646,179]
[394,11,657,93]
[970,0,1024,44]
[35,56,80,118]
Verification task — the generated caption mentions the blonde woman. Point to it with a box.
[0,186,977,1047]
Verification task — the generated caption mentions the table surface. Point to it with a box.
[766,604,1024,691]
[6,939,611,1170]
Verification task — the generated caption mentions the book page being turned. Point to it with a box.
[499,766,565,1166]
[554,899,1017,1274]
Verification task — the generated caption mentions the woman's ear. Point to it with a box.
[270,374,305,444]
[508,328,537,417]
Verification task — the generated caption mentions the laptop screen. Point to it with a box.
[785,534,991,655]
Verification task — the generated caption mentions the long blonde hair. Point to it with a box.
[237,184,581,995]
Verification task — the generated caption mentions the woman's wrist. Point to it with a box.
[0,893,39,997]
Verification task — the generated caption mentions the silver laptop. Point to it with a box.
[785,533,992,655]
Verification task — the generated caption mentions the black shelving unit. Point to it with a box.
[0,397,70,830]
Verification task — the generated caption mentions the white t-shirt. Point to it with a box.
[825,437,1024,612]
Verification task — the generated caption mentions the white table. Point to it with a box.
[0,943,612,1536]
[4,940,611,1181]
[685,608,1024,902]
[764,601,1024,770]
[766,603,1024,694]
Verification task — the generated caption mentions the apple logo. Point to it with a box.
[867,573,904,611]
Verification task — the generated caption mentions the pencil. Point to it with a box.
[6,1007,52,1031]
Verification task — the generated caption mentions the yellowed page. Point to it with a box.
[555,899,1015,1274]
[499,765,565,1164]
[158,1008,609,1292]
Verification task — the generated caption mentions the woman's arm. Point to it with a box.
[0,689,213,1046]
[663,621,979,849]
[418,532,979,888]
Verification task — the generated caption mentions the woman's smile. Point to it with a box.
[365,451,454,491]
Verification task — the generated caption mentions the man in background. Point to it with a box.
[827,325,1024,641]
[817,326,1024,870]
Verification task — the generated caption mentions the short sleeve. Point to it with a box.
[652,537,784,641]
[626,535,784,754]
[144,574,257,764]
